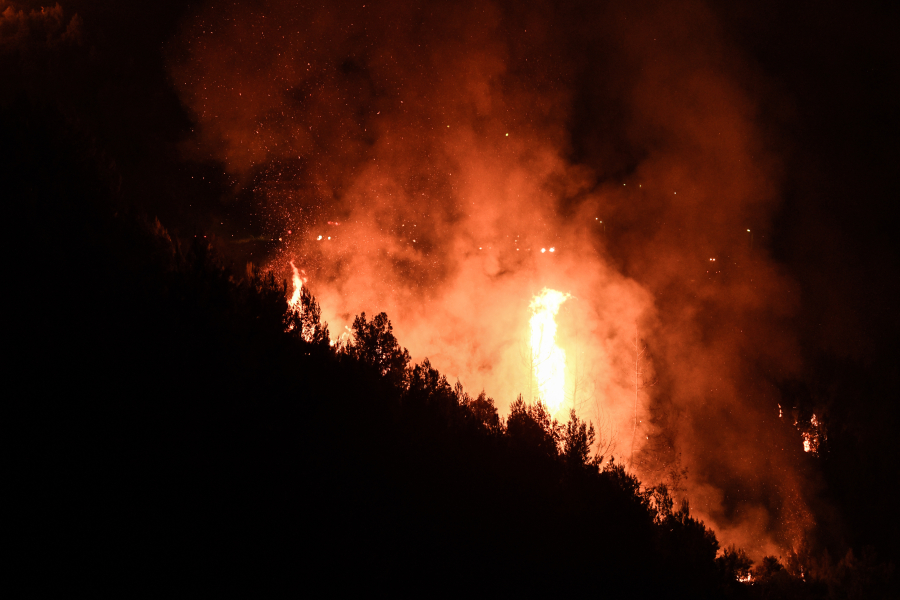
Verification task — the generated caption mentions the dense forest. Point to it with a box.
[7,94,895,597]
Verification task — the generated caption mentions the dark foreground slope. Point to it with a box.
[6,99,893,598]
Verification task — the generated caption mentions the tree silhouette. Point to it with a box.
[345,311,410,388]
[463,389,503,434]
[507,395,561,459]
[562,408,595,468]
[717,545,754,582]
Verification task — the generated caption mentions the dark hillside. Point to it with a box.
[6,98,893,598]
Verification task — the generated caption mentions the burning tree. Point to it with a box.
[285,267,330,347]
[528,288,571,414]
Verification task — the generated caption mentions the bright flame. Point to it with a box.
[289,260,306,312]
[529,288,571,413]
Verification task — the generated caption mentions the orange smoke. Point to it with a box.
[170,0,816,558]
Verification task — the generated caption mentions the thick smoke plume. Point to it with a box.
[170,0,815,557]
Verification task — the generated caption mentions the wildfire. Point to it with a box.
[529,288,571,414]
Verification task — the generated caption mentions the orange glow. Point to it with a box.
[171,0,820,560]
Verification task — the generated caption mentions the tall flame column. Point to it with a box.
[529,288,571,413]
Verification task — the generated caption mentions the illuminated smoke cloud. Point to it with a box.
[170,0,814,557]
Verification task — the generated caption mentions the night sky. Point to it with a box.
[5,0,899,569]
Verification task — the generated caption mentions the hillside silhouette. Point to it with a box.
[7,96,894,598]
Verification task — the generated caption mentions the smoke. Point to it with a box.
[169,0,816,557]
[0,2,80,48]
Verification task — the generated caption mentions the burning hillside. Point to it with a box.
[167,0,821,558]
[5,0,899,593]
